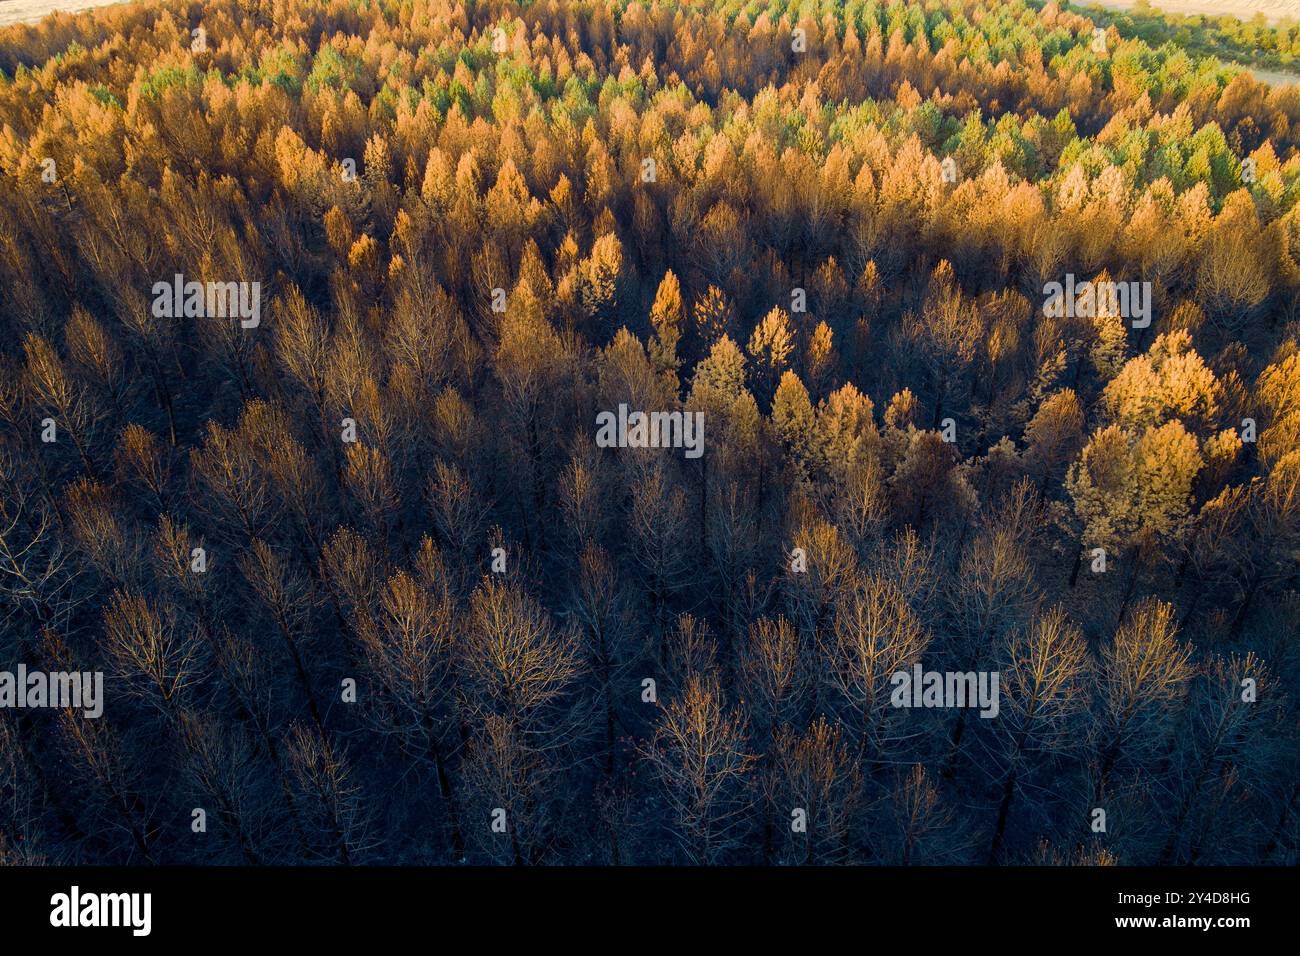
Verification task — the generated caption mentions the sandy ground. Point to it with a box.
[1083,0,1300,24]
[0,0,131,28]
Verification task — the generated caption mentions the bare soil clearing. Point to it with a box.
[0,0,131,29]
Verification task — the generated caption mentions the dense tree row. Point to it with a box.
[0,0,1296,864]
[1083,0,1300,75]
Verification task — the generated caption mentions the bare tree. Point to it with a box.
[640,674,756,863]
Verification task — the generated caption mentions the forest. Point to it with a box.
[0,0,1296,866]
[1077,0,1300,76]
